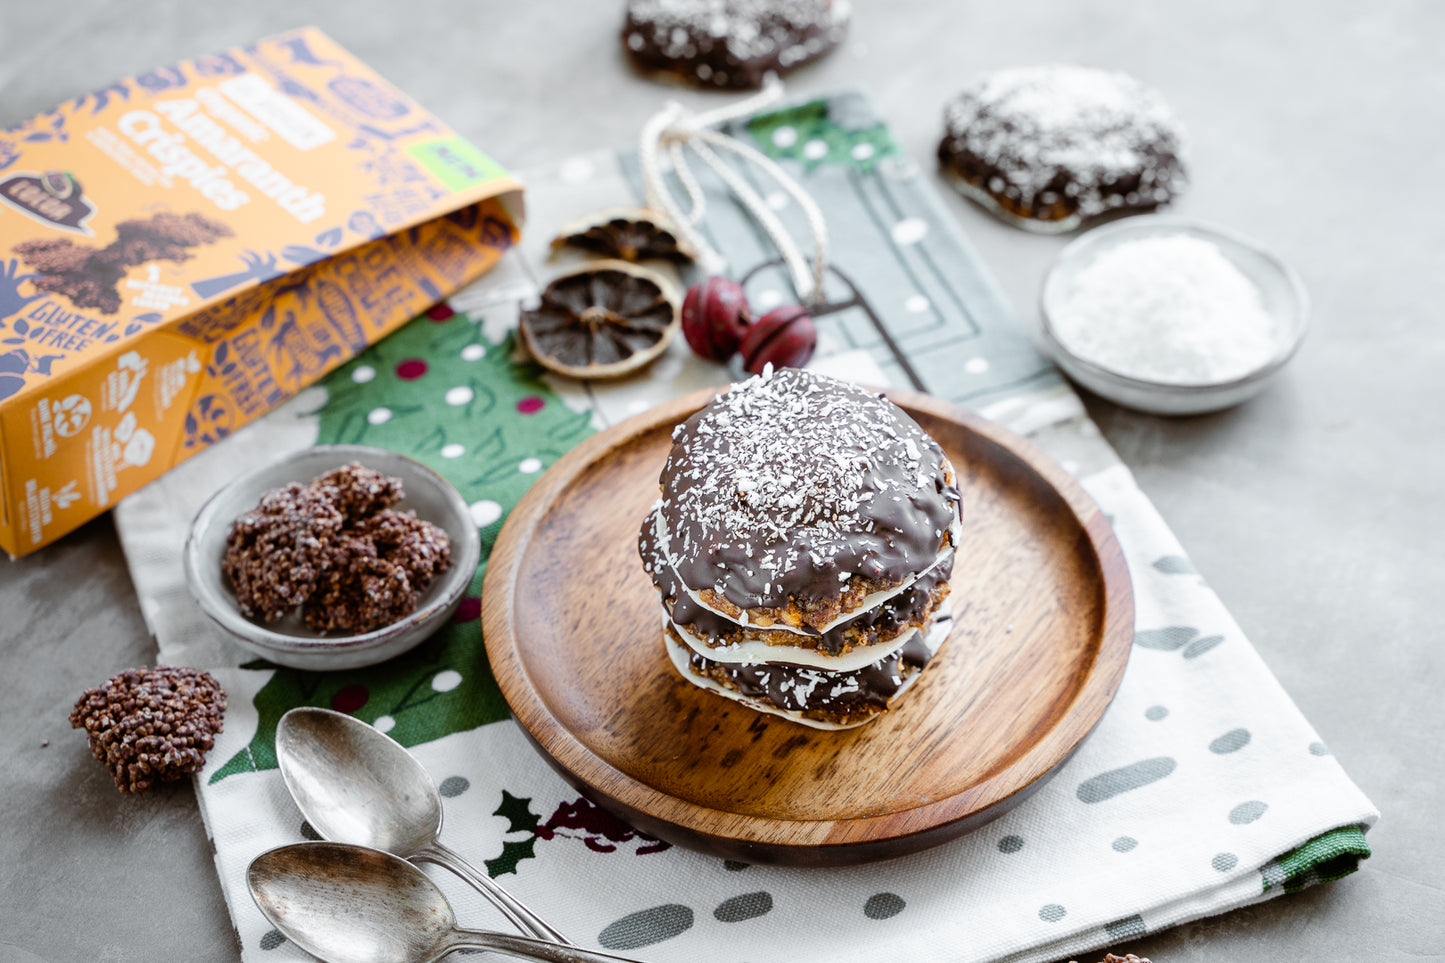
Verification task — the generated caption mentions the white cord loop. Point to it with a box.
[638,77,830,305]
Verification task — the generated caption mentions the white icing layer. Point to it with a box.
[665,605,923,672]
[662,608,953,731]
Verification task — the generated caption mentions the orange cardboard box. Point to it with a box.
[0,27,523,556]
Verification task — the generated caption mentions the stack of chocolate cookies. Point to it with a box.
[639,368,961,729]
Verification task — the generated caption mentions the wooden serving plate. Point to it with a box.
[482,387,1133,865]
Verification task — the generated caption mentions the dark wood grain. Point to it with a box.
[482,386,1134,865]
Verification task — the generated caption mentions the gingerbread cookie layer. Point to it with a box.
[663,607,952,729]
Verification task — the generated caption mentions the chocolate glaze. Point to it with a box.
[641,506,950,655]
[654,368,961,611]
[675,617,946,715]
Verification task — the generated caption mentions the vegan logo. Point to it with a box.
[51,393,91,437]
[0,170,97,236]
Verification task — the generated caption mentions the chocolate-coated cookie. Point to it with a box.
[938,65,1188,233]
[623,0,850,90]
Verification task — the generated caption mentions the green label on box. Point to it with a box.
[407,136,507,192]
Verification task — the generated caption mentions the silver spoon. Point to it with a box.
[275,706,568,944]
[248,842,645,963]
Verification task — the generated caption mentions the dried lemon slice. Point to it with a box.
[519,260,681,379]
[549,207,695,264]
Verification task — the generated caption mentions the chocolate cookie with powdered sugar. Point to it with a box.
[938,65,1188,233]
[622,0,850,90]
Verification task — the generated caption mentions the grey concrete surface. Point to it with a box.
[2,1,1442,961]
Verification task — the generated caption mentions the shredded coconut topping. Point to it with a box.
[658,368,959,609]
[624,0,850,87]
[628,0,846,59]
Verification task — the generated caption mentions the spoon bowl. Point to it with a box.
[276,707,568,944]
[248,842,646,963]
[277,707,441,858]
[249,843,452,963]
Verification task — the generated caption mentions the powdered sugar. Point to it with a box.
[1051,234,1280,384]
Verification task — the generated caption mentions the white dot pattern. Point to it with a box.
[469,500,502,527]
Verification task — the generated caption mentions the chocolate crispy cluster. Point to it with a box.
[69,666,226,795]
[222,463,451,635]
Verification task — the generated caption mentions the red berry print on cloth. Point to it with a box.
[536,797,671,855]
[483,791,671,879]
[330,685,369,714]
[517,395,545,414]
[395,358,428,380]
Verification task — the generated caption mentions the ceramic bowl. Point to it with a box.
[183,444,480,670]
[1039,216,1309,415]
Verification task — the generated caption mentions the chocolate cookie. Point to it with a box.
[221,482,344,621]
[652,368,960,633]
[310,463,403,522]
[622,0,851,90]
[303,510,452,634]
[937,65,1188,233]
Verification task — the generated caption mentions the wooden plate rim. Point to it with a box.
[483,385,1134,852]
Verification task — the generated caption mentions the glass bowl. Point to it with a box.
[183,444,480,670]
[1039,216,1309,415]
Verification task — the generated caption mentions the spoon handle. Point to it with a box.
[440,928,648,963]
[418,841,572,945]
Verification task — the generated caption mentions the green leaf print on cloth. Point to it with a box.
[211,308,594,784]
[208,622,505,783]
[745,99,899,173]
